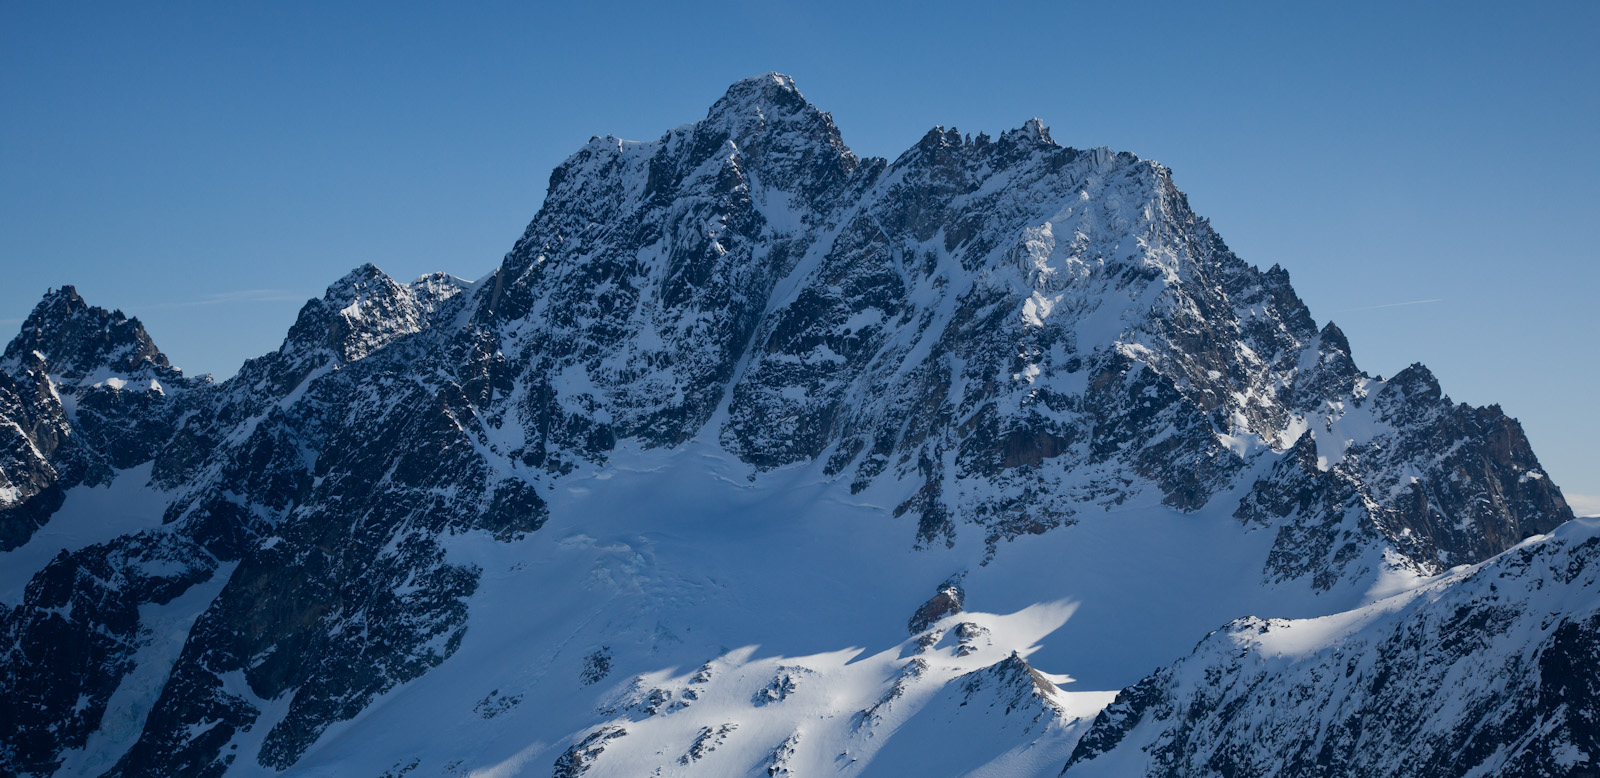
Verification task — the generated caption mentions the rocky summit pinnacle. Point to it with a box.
[707,72,804,116]
[0,74,1586,778]
[2,286,175,381]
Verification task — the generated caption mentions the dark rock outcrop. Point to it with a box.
[908,577,966,633]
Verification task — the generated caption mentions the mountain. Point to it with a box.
[0,73,1583,778]
[0,286,195,551]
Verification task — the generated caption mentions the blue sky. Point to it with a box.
[2,1,1596,507]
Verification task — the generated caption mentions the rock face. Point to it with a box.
[908,577,966,633]
[0,73,1583,777]
[1,531,217,776]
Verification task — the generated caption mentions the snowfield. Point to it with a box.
[158,439,1414,777]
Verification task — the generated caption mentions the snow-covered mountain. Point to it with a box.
[0,73,1584,778]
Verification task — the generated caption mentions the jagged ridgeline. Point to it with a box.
[0,73,1580,778]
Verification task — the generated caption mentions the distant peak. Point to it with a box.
[1001,117,1055,146]
[322,264,399,305]
[717,72,801,102]
[331,262,390,287]
[410,271,470,290]
[1386,362,1443,403]
[271,262,469,365]
[705,72,811,125]
[22,286,96,330]
[3,286,173,380]
[39,285,87,308]
[1318,321,1351,355]
[745,71,799,91]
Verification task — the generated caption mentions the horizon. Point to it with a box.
[3,1,1595,509]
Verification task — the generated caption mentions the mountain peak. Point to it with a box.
[2,286,173,381]
[707,72,805,119]
[1001,117,1055,147]
[38,284,86,309]
[1318,321,1351,355]
[701,72,846,156]
[321,263,401,308]
[274,263,467,365]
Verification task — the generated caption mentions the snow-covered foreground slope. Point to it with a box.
[1064,517,1600,778]
[237,441,1375,777]
[0,73,1586,777]
[2,440,1322,777]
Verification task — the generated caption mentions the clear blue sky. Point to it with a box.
[2,1,1596,509]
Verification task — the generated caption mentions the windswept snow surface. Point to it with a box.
[226,441,1378,778]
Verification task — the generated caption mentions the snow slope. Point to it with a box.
[218,440,1376,777]
[1064,518,1600,778]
